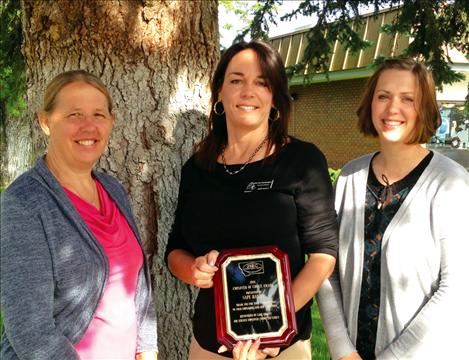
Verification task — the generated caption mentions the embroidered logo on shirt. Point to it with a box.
[244,180,274,193]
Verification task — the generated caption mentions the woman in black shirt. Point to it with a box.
[165,40,338,360]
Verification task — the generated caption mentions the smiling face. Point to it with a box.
[371,69,419,145]
[38,81,114,172]
[218,49,273,134]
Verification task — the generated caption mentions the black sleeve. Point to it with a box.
[294,143,338,258]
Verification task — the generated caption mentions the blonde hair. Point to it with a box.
[43,70,113,113]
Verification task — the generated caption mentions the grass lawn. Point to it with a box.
[311,299,330,360]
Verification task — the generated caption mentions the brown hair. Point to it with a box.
[357,58,441,144]
[195,41,290,170]
[42,70,113,114]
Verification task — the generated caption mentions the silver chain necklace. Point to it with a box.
[221,136,269,175]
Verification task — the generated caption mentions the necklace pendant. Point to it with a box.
[377,202,382,210]
[221,136,268,176]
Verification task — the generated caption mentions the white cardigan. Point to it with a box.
[317,151,469,359]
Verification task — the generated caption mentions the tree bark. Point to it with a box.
[0,108,33,187]
[21,0,219,358]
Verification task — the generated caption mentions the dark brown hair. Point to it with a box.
[357,58,441,144]
[195,41,291,170]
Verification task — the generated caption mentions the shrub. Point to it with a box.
[328,168,341,184]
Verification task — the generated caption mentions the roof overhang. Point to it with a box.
[289,64,469,86]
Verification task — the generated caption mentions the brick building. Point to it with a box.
[270,9,469,169]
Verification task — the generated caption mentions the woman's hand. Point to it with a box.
[190,250,219,288]
[218,340,280,360]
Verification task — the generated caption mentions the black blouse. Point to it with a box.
[165,138,338,356]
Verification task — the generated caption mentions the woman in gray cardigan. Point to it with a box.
[317,59,469,359]
[1,71,157,360]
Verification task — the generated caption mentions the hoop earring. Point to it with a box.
[213,101,225,116]
[269,107,280,122]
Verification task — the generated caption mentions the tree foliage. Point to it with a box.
[237,0,469,88]
[0,0,26,121]
[219,0,253,29]
[219,0,276,50]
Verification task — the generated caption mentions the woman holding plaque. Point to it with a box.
[317,58,469,359]
[165,40,338,359]
[1,70,157,360]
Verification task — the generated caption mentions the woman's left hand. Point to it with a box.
[218,340,280,360]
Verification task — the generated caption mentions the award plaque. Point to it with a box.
[213,246,297,349]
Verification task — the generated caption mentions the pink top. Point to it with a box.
[65,180,143,360]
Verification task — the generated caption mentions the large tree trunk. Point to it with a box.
[0,108,33,187]
[21,0,219,358]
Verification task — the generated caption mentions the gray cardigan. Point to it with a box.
[1,157,157,359]
[317,151,469,359]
